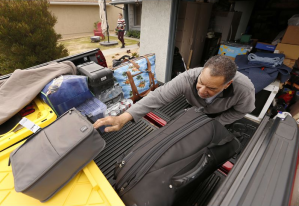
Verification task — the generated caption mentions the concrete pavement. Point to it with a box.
[102,43,139,56]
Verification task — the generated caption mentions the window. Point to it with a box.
[134,4,142,26]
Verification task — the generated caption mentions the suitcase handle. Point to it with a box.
[171,153,209,188]
[118,55,133,61]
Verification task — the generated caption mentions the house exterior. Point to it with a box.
[139,0,176,83]
[109,0,257,84]
[49,0,123,39]
[111,0,176,83]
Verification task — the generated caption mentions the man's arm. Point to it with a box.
[94,71,191,132]
[215,108,249,125]
[215,90,255,125]
[126,71,193,122]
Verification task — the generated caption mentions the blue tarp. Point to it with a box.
[40,75,94,116]
[235,53,291,93]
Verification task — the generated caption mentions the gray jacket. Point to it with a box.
[127,67,255,125]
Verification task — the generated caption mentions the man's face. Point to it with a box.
[196,67,232,99]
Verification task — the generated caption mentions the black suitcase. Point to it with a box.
[114,107,240,206]
[77,61,114,94]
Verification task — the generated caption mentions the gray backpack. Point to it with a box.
[9,108,105,202]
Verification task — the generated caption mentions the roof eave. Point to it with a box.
[49,2,100,6]
[110,0,142,5]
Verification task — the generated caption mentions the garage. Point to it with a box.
[132,0,299,204]
[167,0,299,205]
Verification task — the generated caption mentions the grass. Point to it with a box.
[59,36,139,56]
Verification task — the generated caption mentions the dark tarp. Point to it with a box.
[235,53,291,93]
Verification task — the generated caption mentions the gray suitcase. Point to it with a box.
[9,108,106,202]
[114,107,240,206]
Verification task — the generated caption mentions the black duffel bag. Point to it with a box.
[113,55,135,67]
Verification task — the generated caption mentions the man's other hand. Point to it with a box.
[93,112,133,133]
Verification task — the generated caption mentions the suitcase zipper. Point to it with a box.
[126,108,188,157]
[115,109,189,177]
[116,115,212,194]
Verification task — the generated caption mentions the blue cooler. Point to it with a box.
[40,75,93,116]
[76,97,107,133]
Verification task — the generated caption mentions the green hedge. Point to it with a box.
[125,30,140,39]
[0,0,69,75]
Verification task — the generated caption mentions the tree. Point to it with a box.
[0,0,69,75]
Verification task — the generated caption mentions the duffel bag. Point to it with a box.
[114,107,240,206]
[113,55,135,67]
[112,54,158,102]
[9,108,105,202]
[40,75,93,116]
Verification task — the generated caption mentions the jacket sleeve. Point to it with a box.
[126,71,191,122]
[215,89,255,125]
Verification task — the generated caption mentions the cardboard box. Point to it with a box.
[218,43,250,58]
[283,58,296,68]
[219,55,235,61]
[276,43,299,60]
[255,42,276,52]
[282,26,299,45]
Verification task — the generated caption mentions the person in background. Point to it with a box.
[94,55,256,132]
[117,13,126,48]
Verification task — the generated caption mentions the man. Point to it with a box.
[94,55,255,132]
[117,13,126,48]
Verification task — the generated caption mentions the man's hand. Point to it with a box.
[93,112,133,133]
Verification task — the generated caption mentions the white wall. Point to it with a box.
[234,1,256,40]
[49,4,121,39]
[139,0,173,82]
[128,4,135,30]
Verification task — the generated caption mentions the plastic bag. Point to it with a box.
[97,83,124,105]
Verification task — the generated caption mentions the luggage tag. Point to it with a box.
[19,117,41,133]
[8,118,41,166]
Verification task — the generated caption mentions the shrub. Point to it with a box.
[132,52,139,58]
[125,30,131,37]
[0,0,69,75]
[125,30,140,39]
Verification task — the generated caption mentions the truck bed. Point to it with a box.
[96,95,299,206]
[2,49,298,206]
